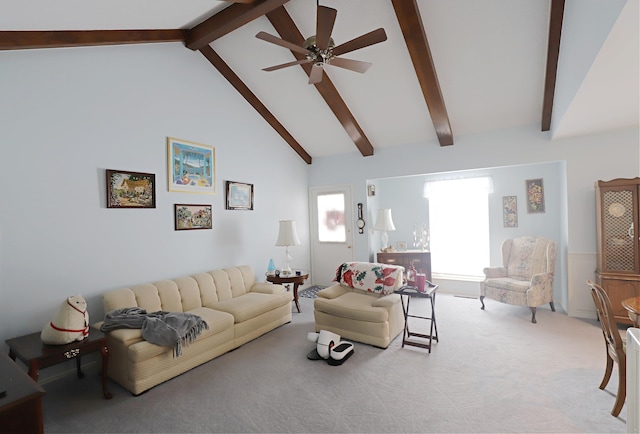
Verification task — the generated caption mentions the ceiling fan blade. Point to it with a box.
[309,64,324,84]
[329,57,372,74]
[256,31,310,55]
[332,28,387,57]
[262,58,312,72]
[316,6,337,51]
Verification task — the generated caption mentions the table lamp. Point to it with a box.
[373,209,396,251]
[275,220,301,275]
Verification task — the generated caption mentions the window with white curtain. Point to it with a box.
[424,176,492,279]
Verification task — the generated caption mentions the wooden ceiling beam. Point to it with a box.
[391,0,453,147]
[266,6,375,157]
[199,45,312,164]
[541,0,565,132]
[185,0,290,50]
[0,30,185,50]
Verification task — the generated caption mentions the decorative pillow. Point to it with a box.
[334,262,402,295]
[41,295,89,345]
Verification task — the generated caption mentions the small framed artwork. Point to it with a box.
[167,137,216,194]
[525,178,545,213]
[502,196,518,227]
[106,169,156,209]
[174,204,212,230]
[225,181,254,210]
[396,241,407,251]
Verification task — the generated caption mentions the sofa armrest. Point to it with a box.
[483,267,507,278]
[316,284,348,299]
[372,293,401,308]
[251,282,286,294]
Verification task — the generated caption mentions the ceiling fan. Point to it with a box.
[255,4,387,84]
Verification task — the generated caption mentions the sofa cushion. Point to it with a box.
[314,292,391,322]
[124,307,234,363]
[207,292,292,323]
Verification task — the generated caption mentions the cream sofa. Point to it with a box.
[95,265,293,395]
[313,262,405,349]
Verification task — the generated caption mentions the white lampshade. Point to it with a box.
[275,220,300,275]
[373,209,396,232]
[275,220,301,246]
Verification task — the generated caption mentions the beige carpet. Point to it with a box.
[40,293,629,433]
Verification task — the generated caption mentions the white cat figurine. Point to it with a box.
[41,295,89,345]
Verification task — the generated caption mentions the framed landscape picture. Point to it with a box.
[525,178,545,213]
[167,137,216,194]
[106,169,156,209]
[174,204,212,230]
[225,181,254,210]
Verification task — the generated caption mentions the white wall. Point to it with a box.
[308,125,639,318]
[0,43,311,350]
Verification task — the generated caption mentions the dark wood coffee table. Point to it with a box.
[6,328,112,399]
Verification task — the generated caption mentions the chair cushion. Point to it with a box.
[484,277,531,293]
[314,292,390,322]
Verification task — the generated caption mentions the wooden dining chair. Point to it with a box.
[587,280,626,417]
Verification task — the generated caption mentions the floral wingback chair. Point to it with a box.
[480,236,557,323]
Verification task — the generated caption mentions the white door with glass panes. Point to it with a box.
[310,185,354,286]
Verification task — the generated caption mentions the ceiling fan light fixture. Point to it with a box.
[303,35,335,66]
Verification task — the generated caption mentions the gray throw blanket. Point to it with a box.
[101,307,208,357]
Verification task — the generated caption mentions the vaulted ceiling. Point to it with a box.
[2,0,638,164]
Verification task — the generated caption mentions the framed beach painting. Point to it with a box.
[167,137,215,194]
[225,181,254,210]
[174,204,212,231]
[106,169,156,208]
[525,178,545,213]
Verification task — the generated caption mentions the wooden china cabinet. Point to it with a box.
[595,177,640,324]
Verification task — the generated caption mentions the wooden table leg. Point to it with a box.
[292,282,301,313]
[76,356,84,378]
[100,342,113,399]
[28,360,39,382]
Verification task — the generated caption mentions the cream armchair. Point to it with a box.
[480,236,557,323]
[314,262,405,348]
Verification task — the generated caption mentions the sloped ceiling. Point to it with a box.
[1,0,637,164]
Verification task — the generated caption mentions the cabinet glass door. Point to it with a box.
[602,188,636,272]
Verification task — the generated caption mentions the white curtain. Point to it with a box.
[424,177,493,278]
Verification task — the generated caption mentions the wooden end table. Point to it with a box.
[6,328,112,399]
[266,271,309,313]
[394,283,439,353]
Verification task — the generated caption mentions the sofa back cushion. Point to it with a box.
[130,284,163,312]
[102,265,257,314]
[225,267,249,298]
[174,276,203,311]
[191,272,219,305]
